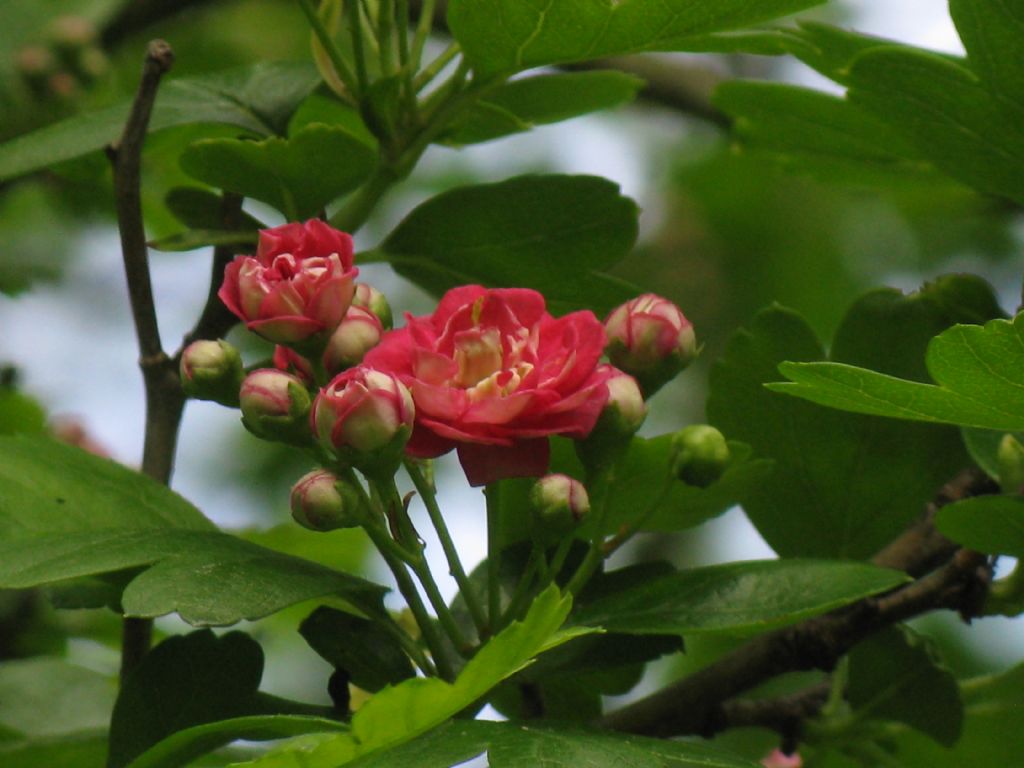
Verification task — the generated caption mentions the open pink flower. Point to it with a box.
[362,285,612,486]
[219,219,357,345]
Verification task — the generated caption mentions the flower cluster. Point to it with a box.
[190,219,698,503]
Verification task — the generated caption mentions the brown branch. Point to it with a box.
[599,468,997,739]
[108,39,178,682]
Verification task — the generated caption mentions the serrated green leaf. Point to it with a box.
[0,390,47,436]
[935,496,1024,558]
[110,630,342,768]
[447,0,826,77]
[848,625,962,746]
[125,716,345,768]
[229,585,595,767]
[0,529,386,626]
[148,228,259,253]
[378,174,640,316]
[847,47,1024,205]
[164,187,266,233]
[180,123,377,219]
[0,62,321,182]
[950,0,1024,106]
[0,435,214,538]
[571,559,907,636]
[710,281,991,558]
[344,720,760,768]
[774,311,1024,431]
[443,71,643,145]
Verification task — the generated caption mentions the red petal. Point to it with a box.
[457,439,550,486]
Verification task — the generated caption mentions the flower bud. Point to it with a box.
[605,294,697,395]
[530,474,589,538]
[761,749,802,768]
[180,340,244,406]
[290,469,363,531]
[576,366,645,473]
[998,434,1024,494]
[312,368,414,473]
[351,283,393,330]
[671,425,731,488]
[239,369,312,444]
[323,306,384,374]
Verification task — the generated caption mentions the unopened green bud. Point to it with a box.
[290,469,363,531]
[239,369,312,445]
[530,474,589,539]
[671,425,730,488]
[180,340,244,406]
[998,434,1024,494]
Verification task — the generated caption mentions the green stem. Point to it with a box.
[345,0,369,96]
[341,468,453,679]
[548,535,574,581]
[329,166,398,232]
[395,0,417,121]
[486,483,502,626]
[406,460,489,638]
[410,0,437,70]
[371,474,472,656]
[413,42,460,92]
[563,468,615,597]
[500,543,545,628]
[377,0,396,76]
[296,0,360,100]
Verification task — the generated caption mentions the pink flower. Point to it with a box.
[605,294,696,394]
[218,220,357,345]
[274,305,384,381]
[312,368,415,459]
[362,285,612,486]
[761,749,802,768]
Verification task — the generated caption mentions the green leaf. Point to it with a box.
[0,435,214,539]
[0,62,321,182]
[0,529,386,626]
[299,607,415,693]
[846,47,1024,205]
[848,625,962,746]
[950,0,1024,105]
[110,630,340,768]
[443,71,643,145]
[179,123,377,219]
[710,282,990,558]
[447,0,826,77]
[0,733,109,768]
[230,585,594,766]
[570,559,907,636]
[344,720,760,768]
[379,174,640,316]
[0,390,47,436]
[164,187,266,233]
[148,229,260,253]
[0,658,115,738]
[774,312,1024,432]
[935,496,1024,558]
[712,80,946,187]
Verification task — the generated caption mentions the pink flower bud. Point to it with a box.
[323,306,384,374]
[603,367,646,434]
[351,283,393,330]
[219,220,358,346]
[576,366,646,472]
[180,339,244,406]
[671,424,730,488]
[312,368,414,472]
[761,749,802,768]
[530,474,590,538]
[239,369,312,444]
[290,469,363,531]
[605,294,697,395]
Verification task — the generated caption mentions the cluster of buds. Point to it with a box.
[15,16,109,102]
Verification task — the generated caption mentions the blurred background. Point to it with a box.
[0,0,1020,744]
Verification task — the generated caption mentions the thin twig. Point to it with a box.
[107,40,176,682]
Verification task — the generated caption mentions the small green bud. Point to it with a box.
[180,340,244,406]
[239,369,312,445]
[351,283,394,330]
[997,434,1024,494]
[530,474,589,539]
[290,469,363,531]
[671,425,730,488]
